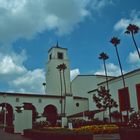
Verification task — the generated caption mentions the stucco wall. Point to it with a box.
[0,93,88,117]
[88,69,140,120]
[71,75,109,98]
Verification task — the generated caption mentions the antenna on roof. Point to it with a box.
[56,41,59,47]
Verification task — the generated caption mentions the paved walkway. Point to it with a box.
[0,129,120,140]
[0,129,31,140]
[94,134,120,140]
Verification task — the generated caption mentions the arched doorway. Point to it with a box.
[43,105,58,126]
[0,103,13,126]
[23,103,38,123]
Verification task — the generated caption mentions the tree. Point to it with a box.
[56,63,67,117]
[110,37,126,88]
[56,64,63,116]
[125,24,140,59]
[61,63,67,116]
[93,86,118,122]
[99,52,109,90]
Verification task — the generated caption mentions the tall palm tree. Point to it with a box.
[99,52,109,90]
[56,64,63,116]
[110,37,126,88]
[125,24,140,59]
[61,63,67,116]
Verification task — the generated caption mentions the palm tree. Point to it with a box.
[110,37,126,88]
[61,63,67,116]
[56,64,63,116]
[125,24,140,59]
[99,52,109,90]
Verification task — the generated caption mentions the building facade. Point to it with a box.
[0,44,140,125]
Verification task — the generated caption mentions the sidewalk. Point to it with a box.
[0,129,120,140]
[94,134,120,140]
[0,129,31,140]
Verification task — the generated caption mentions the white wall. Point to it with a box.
[88,69,140,119]
[46,47,71,96]
[73,98,89,114]
[72,75,109,98]
[0,94,61,115]
[0,93,89,118]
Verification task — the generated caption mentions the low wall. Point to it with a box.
[24,129,93,140]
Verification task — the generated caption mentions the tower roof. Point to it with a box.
[48,42,67,53]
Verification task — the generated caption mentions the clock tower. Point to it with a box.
[45,43,71,96]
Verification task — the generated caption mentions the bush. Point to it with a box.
[33,121,50,128]
[127,111,140,128]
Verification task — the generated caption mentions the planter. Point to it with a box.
[120,128,140,140]
[24,129,93,140]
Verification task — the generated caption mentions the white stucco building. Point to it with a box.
[0,44,140,126]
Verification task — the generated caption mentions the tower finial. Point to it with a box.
[56,41,59,47]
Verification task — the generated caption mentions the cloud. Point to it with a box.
[0,56,25,75]
[70,69,80,80]
[114,10,140,32]
[90,0,114,11]
[95,63,123,76]
[0,48,45,94]
[0,0,117,44]
[0,0,91,44]
[127,49,140,68]
[10,69,45,94]
[0,50,27,76]
[0,0,116,93]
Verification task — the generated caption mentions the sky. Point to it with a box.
[0,0,140,94]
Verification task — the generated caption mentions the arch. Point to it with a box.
[0,103,13,126]
[43,105,58,126]
[23,103,38,123]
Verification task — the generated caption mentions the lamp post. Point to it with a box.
[3,94,7,131]
[42,82,47,94]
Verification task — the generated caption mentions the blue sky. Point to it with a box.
[0,0,140,94]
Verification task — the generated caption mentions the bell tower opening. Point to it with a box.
[57,52,63,59]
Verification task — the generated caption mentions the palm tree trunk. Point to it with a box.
[131,32,140,59]
[115,46,126,88]
[109,107,111,123]
[103,60,109,91]
[62,70,67,117]
[59,71,63,116]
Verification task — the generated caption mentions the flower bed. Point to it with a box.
[73,124,119,134]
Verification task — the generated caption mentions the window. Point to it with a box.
[38,98,42,103]
[57,52,63,59]
[136,84,140,110]
[76,103,79,107]
[16,98,19,102]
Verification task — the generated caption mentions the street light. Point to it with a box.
[42,82,47,94]
[3,94,7,131]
